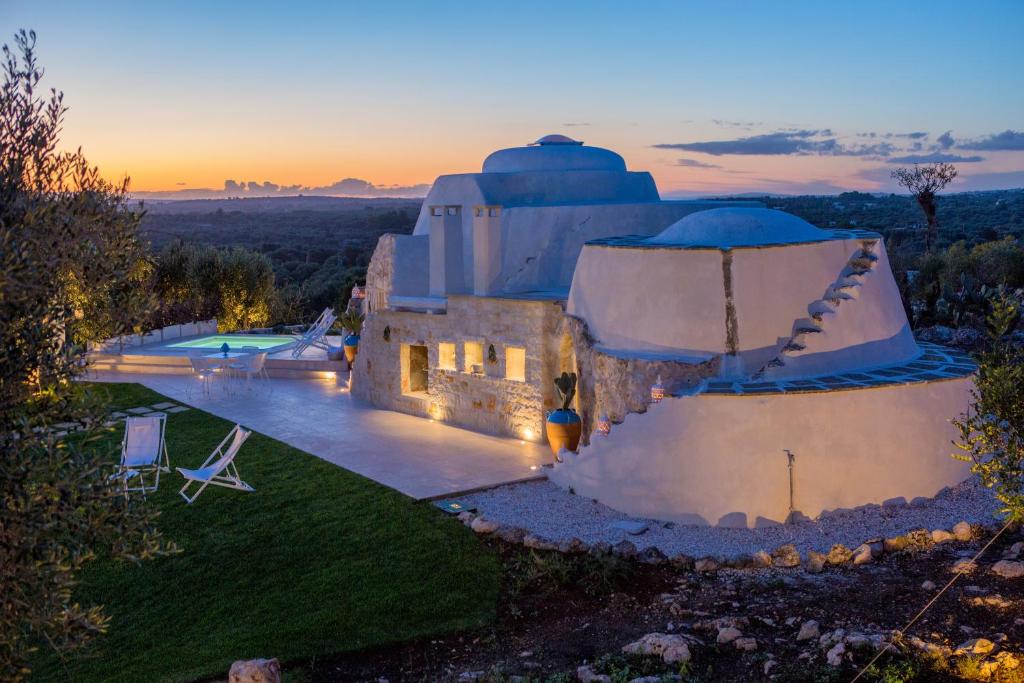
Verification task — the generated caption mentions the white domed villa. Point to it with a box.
[353,136,974,528]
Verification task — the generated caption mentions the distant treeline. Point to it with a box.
[143,190,1024,331]
[141,198,419,328]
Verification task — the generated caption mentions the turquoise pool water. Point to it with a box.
[166,334,296,351]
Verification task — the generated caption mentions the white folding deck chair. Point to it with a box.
[177,424,254,504]
[116,413,170,496]
[290,307,336,358]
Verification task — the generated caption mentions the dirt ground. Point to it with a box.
[302,527,1024,683]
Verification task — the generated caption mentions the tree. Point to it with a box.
[216,246,276,331]
[891,162,958,252]
[952,292,1024,523]
[0,31,174,679]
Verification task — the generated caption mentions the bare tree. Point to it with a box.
[891,162,958,252]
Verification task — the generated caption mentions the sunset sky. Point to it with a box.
[4,0,1023,198]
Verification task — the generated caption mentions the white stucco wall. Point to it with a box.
[567,237,917,374]
[761,242,918,378]
[391,235,429,296]
[568,245,727,356]
[550,377,973,527]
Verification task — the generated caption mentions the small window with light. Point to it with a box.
[505,346,526,382]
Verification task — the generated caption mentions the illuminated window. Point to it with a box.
[402,344,429,395]
[505,346,526,382]
[438,342,456,371]
[464,341,483,374]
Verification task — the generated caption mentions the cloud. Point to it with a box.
[960,130,1024,151]
[887,152,984,164]
[936,130,955,149]
[712,119,761,129]
[135,177,430,200]
[675,158,720,168]
[654,130,894,157]
[562,122,591,127]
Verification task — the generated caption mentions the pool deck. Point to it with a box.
[88,370,549,500]
[88,334,345,380]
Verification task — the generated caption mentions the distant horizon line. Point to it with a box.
[132,187,1024,203]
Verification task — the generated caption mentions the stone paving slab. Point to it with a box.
[151,402,178,410]
[87,372,549,500]
[166,406,190,413]
[126,407,153,414]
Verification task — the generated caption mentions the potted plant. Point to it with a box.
[546,371,582,458]
[337,310,364,364]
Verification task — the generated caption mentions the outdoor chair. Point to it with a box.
[290,307,336,358]
[228,351,271,392]
[177,424,254,504]
[113,413,170,497]
[187,355,220,399]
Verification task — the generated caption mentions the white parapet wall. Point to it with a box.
[549,376,974,528]
[89,319,218,352]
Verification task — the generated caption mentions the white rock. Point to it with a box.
[952,558,977,574]
[797,620,820,641]
[622,633,692,664]
[608,520,649,535]
[921,580,936,590]
[576,665,611,683]
[228,659,281,683]
[931,529,956,543]
[717,626,742,644]
[734,636,758,651]
[992,560,1024,579]
[852,544,874,565]
[953,521,973,541]
[1007,541,1023,559]
[470,517,499,534]
[955,638,996,656]
[826,642,846,666]
[694,557,719,572]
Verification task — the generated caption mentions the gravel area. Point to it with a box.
[459,478,1002,558]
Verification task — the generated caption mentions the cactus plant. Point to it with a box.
[554,371,577,411]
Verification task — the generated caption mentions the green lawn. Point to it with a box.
[34,382,501,682]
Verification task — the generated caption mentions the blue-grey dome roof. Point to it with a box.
[647,208,827,247]
[483,137,627,173]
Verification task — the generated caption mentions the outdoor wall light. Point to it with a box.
[487,344,497,363]
[383,325,391,341]
[597,413,611,436]
[650,375,665,403]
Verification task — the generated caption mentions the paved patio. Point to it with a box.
[90,371,549,500]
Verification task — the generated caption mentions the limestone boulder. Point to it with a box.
[826,544,853,565]
[470,517,499,534]
[992,560,1024,579]
[228,658,281,683]
[797,620,820,641]
[953,521,974,542]
[772,544,801,568]
[717,627,742,644]
[622,632,692,664]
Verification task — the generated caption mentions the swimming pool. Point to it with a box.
[165,334,296,353]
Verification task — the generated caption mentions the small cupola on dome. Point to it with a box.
[531,134,584,146]
[646,207,828,248]
[482,136,627,173]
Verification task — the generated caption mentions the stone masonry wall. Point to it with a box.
[352,295,565,440]
[563,315,720,446]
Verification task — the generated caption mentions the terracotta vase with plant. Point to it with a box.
[545,371,582,458]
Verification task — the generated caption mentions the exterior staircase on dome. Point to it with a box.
[751,236,881,380]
